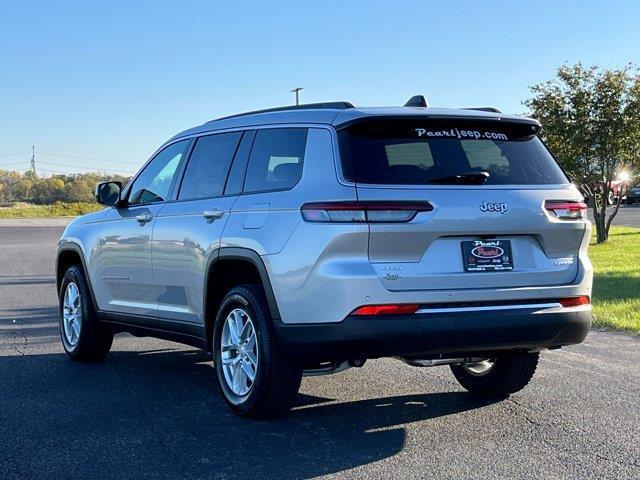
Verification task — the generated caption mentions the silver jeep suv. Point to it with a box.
[56,98,593,417]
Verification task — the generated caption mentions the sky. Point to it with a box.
[1,0,639,176]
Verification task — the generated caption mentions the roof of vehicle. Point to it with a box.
[168,103,541,143]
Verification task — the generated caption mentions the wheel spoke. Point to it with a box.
[245,350,257,368]
[68,285,78,307]
[240,319,253,342]
[72,319,81,338]
[245,332,256,352]
[241,360,256,382]
[228,312,241,345]
[232,362,246,392]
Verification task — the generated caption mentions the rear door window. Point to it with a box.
[244,128,307,193]
[338,120,568,185]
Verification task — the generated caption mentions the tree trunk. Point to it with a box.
[605,195,623,237]
[592,195,608,243]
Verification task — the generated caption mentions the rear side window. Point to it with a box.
[244,128,307,193]
[178,132,242,200]
[338,120,568,185]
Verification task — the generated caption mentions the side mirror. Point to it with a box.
[94,181,122,206]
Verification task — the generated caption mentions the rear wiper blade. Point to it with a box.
[427,171,490,185]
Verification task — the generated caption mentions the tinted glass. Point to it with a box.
[129,140,189,205]
[339,121,568,185]
[224,130,255,196]
[244,128,307,193]
[178,132,242,200]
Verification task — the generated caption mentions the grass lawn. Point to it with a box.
[0,202,102,218]
[590,226,640,333]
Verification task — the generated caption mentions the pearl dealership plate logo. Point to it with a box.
[471,244,505,259]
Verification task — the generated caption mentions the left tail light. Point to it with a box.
[545,200,587,220]
[301,201,433,223]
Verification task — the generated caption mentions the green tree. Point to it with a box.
[0,170,131,205]
[525,63,640,243]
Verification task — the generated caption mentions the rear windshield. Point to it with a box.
[338,120,568,185]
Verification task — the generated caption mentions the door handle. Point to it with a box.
[136,213,153,225]
[203,209,224,221]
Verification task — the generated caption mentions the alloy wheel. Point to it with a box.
[62,282,82,347]
[220,308,258,396]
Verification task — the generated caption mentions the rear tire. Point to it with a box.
[59,265,113,362]
[450,352,539,398]
[213,284,302,418]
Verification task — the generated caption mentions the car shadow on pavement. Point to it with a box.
[0,347,498,479]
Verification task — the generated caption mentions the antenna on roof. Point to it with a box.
[404,95,428,108]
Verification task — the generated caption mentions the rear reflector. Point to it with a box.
[559,296,590,307]
[351,304,420,316]
[301,201,433,223]
[545,201,587,220]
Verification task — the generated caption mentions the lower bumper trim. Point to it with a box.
[275,307,592,362]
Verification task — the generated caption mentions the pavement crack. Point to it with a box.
[8,319,28,356]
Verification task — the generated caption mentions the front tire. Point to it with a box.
[450,352,539,398]
[213,284,302,418]
[59,265,113,361]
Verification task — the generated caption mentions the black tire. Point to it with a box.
[213,284,302,418]
[450,352,539,398]
[59,265,113,362]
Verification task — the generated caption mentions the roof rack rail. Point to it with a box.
[209,101,355,123]
[462,107,502,114]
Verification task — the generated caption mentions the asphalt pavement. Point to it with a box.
[0,221,639,479]
[586,203,640,227]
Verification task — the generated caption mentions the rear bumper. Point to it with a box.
[275,306,592,362]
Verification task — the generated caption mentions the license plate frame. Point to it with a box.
[461,239,514,272]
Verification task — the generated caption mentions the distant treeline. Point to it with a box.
[0,170,130,205]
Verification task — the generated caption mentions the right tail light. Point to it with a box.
[559,296,590,307]
[545,200,587,220]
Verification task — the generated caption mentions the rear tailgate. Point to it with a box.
[337,117,588,292]
[358,185,585,291]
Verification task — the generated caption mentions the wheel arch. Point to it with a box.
[204,247,281,348]
[56,243,99,311]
